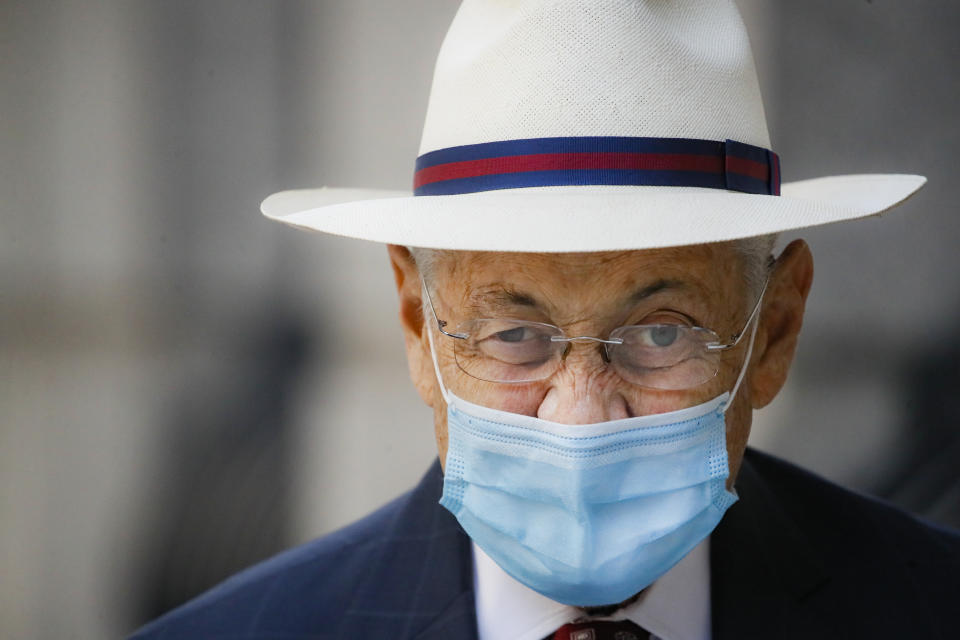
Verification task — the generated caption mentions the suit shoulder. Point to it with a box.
[744,448,960,574]
[127,488,413,639]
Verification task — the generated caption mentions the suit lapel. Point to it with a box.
[339,460,478,640]
[710,449,830,639]
[412,590,479,640]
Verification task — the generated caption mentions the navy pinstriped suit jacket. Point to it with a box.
[129,448,960,639]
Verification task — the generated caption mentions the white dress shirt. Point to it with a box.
[473,539,711,640]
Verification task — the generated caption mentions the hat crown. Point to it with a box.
[262,0,925,255]
[418,0,770,155]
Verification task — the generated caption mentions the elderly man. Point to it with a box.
[131,1,959,638]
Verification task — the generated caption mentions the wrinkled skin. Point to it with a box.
[387,240,813,488]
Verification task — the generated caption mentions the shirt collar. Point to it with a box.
[472,539,711,640]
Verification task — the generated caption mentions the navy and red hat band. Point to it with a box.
[413,136,781,197]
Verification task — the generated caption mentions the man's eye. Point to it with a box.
[494,327,530,342]
[643,325,679,347]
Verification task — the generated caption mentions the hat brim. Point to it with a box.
[261,174,925,252]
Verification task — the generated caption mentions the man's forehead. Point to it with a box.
[437,244,738,288]
[431,244,742,313]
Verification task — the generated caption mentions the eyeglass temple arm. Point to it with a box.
[705,275,770,352]
[420,278,469,339]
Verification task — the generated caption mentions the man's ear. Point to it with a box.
[386,244,437,407]
[748,239,814,408]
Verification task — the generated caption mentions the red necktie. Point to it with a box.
[549,620,651,640]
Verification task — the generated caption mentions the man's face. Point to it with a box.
[388,240,813,486]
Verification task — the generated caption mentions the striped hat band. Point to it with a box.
[413,136,780,197]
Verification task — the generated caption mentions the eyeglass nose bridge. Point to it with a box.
[550,335,624,345]
[551,335,624,365]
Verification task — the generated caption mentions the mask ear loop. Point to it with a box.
[721,304,760,415]
[422,282,452,405]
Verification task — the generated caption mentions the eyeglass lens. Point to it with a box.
[452,319,722,390]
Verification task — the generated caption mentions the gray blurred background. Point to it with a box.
[2,1,958,638]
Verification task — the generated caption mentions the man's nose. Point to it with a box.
[536,351,630,424]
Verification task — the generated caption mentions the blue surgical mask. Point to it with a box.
[427,312,757,607]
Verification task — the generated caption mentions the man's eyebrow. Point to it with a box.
[629,279,686,303]
[465,287,541,313]
[464,280,685,314]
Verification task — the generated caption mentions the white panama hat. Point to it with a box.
[262,0,926,252]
